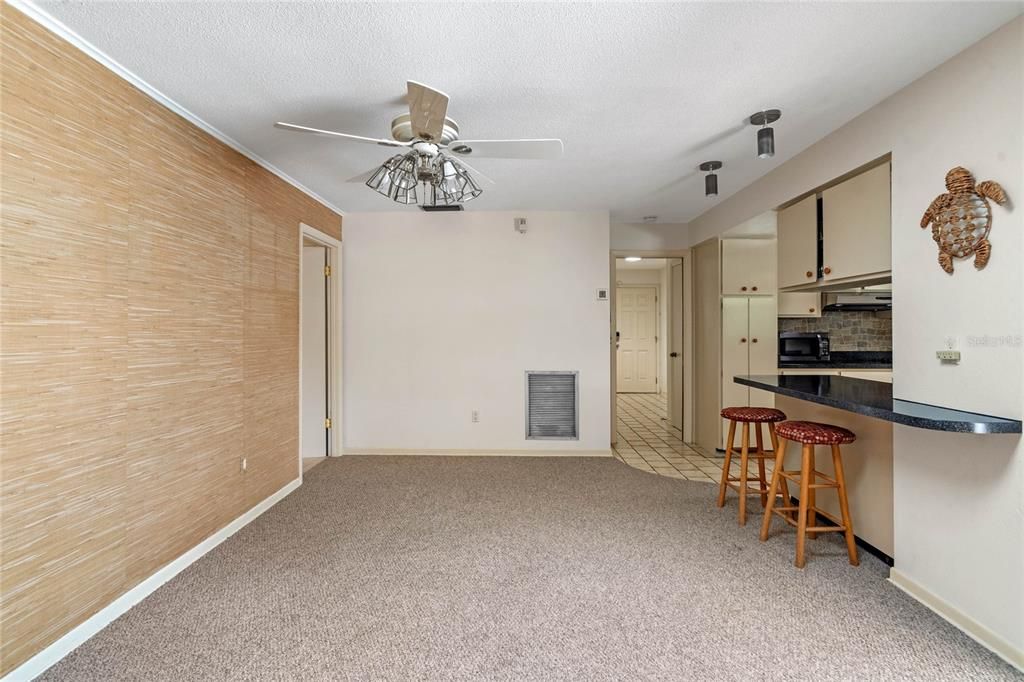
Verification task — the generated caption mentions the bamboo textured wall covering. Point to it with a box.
[0,5,341,673]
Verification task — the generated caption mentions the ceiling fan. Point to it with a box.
[275,81,564,207]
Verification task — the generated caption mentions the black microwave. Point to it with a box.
[779,332,830,363]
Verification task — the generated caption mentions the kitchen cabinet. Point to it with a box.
[777,195,818,289]
[721,239,776,296]
[822,162,891,283]
[778,291,821,318]
[721,296,777,444]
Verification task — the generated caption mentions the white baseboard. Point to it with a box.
[341,448,613,458]
[889,568,1023,672]
[3,478,302,682]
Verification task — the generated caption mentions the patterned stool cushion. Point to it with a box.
[720,406,787,423]
[775,420,856,445]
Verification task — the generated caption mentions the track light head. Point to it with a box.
[749,109,781,159]
[699,161,722,197]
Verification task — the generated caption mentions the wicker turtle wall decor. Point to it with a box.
[920,166,1008,273]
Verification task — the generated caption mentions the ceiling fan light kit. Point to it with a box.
[750,109,781,159]
[276,80,563,208]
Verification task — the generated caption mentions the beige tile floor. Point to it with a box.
[612,392,771,484]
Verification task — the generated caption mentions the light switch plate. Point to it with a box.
[596,288,609,301]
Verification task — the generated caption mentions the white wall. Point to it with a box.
[343,211,612,453]
[611,222,689,251]
[688,17,1023,661]
[614,265,670,392]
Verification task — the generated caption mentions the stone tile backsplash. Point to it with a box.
[778,310,892,351]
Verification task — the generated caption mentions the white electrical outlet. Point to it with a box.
[936,350,961,362]
[471,409,479,423]
[241,457,247,472]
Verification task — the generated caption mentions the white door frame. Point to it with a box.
[609,250,693,445]
[298,222,342,481]
[614,283,661,394]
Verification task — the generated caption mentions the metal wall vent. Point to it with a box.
[525,371,579,440]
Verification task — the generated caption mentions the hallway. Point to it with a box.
[612,393,721,482]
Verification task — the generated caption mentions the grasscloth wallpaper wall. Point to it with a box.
[0,6,341,674]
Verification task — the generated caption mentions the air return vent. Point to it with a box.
[525,371,579,440]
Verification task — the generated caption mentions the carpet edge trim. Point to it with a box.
[340,448,613,457]
[888,568,1023,672]
[2,478,303,682]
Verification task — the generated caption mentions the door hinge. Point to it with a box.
[324,264,332,277]
[324,417,332,429]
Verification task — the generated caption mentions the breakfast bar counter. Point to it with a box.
[736,374,1022,434]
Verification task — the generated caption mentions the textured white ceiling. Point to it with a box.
[38,1,1022,222]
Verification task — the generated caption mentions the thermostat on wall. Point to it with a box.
[596,288,609,301]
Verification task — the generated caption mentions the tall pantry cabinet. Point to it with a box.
[719,239,778,447]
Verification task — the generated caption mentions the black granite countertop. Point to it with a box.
[735,374,1021,434]
[778,351,892,370]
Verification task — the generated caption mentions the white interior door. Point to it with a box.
[668,263,684,430]
[302,246,328,457]
[616,286,658,393]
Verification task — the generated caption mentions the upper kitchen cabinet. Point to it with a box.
[822,161,892,284]
[778,291,822,318]
[721,238,776,295]
[777,195,818,289]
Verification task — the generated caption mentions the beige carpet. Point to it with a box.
[40,456,1017,680]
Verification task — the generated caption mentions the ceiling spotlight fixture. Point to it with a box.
[749,109,782,159]
[699,161,723,197]
[624,256,643,262]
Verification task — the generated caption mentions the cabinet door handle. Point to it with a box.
[751,338,758,343]
[806,271,813,278]
[823,266,832,275]
[740,338,747,343]
[740,286,748,292]
[752,286,758,292]
[809,307,816,313]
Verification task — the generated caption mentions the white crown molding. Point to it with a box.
[5,0,345,217]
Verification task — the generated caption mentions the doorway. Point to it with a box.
[299,223,341,477]
[612,256,686,445]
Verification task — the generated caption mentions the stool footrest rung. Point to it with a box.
[777,470,838,488]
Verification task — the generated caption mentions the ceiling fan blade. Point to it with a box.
[407,81,450,142]
[448,156,495,186]
[274,122,409,148]
[448,139,563,160]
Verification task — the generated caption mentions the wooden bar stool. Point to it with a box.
[760,420,859,568]
[716,406,788,526]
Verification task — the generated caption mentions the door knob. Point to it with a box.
[670,352,679,357]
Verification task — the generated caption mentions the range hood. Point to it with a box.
[822,292,892,312]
